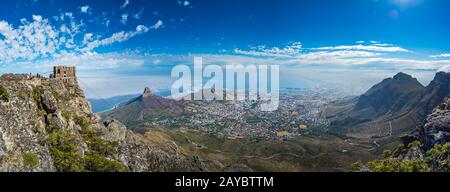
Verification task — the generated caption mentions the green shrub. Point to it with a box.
[33,86,43,106]
[350,160,362,172]
[0,85,9,102]
[61,111,71,122]
[76,116,118,156]
[392,144,405,157]
[85,136,118,156]
[362,141,450,172]
[367,159,430,172]
[383,150,392,158]
[398,160,430,172]
[74,115,90,130]
[427,142,450,171]
[35,123,44,133]
[408,140,423,148]
[22,152,40,168]
[46,124,56,133]
[50,147,86,172]
[52,91,61,100]
[17,91,27,100]
[47,130,85,172]
[367,159,399,172]
[83,154,128,172]
[37,109,46,117]
[48,131,79,152]
[47,127,127,172]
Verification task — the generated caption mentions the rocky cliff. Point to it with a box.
[356,96,450,172]
[0,75,205,172]
[402,95,450,150]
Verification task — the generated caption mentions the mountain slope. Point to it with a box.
[0,75,204,172]
[356,96,450,172]
[325,72,450,139]
[100,87,184,132]
[354,72,424,115]
[415,72,450,119]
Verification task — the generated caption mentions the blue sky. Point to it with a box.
[1,0,450,98]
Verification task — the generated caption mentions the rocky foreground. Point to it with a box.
[354,95,450,172]
[0,75,206,172]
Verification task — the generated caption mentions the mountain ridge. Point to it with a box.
[325,71,450,139]
[100,87,184,133]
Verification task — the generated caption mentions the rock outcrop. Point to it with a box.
[142,87,154,97]
[402,96,450,150]
[356,96,450,172]
[0,75,206,172]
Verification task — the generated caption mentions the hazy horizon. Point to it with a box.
[0,0,448,98]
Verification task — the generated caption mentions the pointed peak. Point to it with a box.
[428,71,450,86]
[435,71,450,79]
[143,87,153,97]
[393,72,413,80]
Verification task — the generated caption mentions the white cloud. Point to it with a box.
[80,5,90,14]
[150,20,163,29]
[234,42,302,58]
[153,59,161,64]
[32,15,42,21]
[178,0,191,7]
[83,25,153,51]
[83,33,94,45]
[231,41,450,71]
[430,53,450,58]
[437,65,450,72]
[136,25,149,32]
[0,16,61,62]
[299,51,380,60]
[120,14,128,24]
[43,52,145,69]
[311,44,408,52]
[0,13,158,64]
[120,0,130,9]
[372,43,394,47]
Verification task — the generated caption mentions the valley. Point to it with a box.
[145,127,377,171]
[1,0,450,174]
[1,68,448,172]
[101,87,340,138]
[97,71,450,171]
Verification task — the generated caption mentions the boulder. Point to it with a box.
[45,112,66,131]
[41,91,58,113]
[102,119,127,142]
